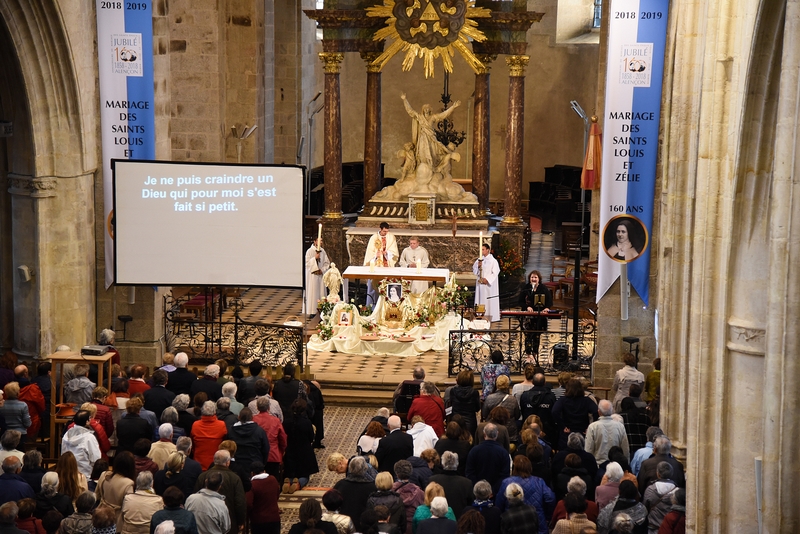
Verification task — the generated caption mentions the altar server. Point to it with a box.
[364,222,399,305]
[304,238,330,315]
[473,243,500,321]
[399,236,431,294]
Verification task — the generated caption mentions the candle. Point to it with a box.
[317,223,322,243]
[479,231,483,256]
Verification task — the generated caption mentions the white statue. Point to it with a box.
[370,93,478,204]
[323,262,342,302]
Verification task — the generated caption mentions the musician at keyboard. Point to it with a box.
[519,270,553,356]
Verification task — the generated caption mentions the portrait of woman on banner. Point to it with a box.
[603,216,647,262]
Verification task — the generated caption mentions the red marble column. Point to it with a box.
[320,52,344,218]
[472,55,495,216]
[502,55,529,226]
[319,52,345,266]
[362,52,382,203]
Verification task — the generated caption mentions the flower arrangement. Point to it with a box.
[405,302,447,328]
[317,299,335,317]
[317,321,334,340]
[361,319,379,332]
[438,283,471,312]
[359,304,374,316]
[495,238,525,278]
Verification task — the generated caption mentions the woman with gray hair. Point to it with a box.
[170,394,196,436]
[120,471,165,534]
[159,407,185,442]
[548,476,600,529]
[417,496,456,534]
[34,471,74,519]
[189,400,227,470]
[595,462,623,510]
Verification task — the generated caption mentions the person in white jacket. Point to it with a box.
[60,410,101,480]
[407,416,439,457]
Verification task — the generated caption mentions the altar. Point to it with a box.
[308,267,483,356]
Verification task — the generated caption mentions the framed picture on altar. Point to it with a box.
[387,283,403,303]
[338,310,352,326]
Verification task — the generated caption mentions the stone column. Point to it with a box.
[502,55,529,226]
[362,52,382,203]
[472,55,495,216]
[319,52,346,266]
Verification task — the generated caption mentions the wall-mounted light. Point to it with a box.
[17,265,33,282]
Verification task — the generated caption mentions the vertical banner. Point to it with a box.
[97,0,156,288]
[596,0,669,306]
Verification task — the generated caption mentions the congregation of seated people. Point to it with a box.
[0,349,682,534]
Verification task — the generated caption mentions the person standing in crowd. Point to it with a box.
[150,486,198,534]
[194,450,245,534]
[473,243,500,322]
[120,471,164,534]
[185,471,230,534]
[495,456,554,534]
[407,382,445,438]
[552,379,599,450]
[611,354,645,414]
[585,400,630,466]
[96,452,136,530]
[247,461,281,534]
[399,237,431,294]
[282,399,319,493]
[166,354,196,397]
[0,383,31,440]
[190,401,227,471]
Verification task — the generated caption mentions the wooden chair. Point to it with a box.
[546,256,569,299]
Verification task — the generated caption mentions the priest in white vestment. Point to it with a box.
[399,236,431,294]
[363,222,399,305]
[304,238,330,315]
[473,242,500,321]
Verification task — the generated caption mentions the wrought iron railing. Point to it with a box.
[448,319,597,377]
[163,294,304,369]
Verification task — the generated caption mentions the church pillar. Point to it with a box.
[498,55,529,258]
[472,55,495,216]
[763,2,800,530]
[362,52,382,203]
[502,55,528,226]
[319,52,346,267]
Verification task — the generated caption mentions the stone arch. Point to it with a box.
[0,0,93,176]
[0,0,97,355]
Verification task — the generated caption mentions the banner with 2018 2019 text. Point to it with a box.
[596,0,669,306]
[97,0,156,289]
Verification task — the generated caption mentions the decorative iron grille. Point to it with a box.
[164,294,304,369]
[448,319,597,377]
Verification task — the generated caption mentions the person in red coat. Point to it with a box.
[407,382,446,437]
[253,396,288,479]
[658,488,685,534]
[190,400,227,471]
[90,386,115,438]
[14,365,45,440]
[247,461,281,534]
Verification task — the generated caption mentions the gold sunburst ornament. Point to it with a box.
[367,0,491,78]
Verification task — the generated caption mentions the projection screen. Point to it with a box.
[113,159,304,287]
